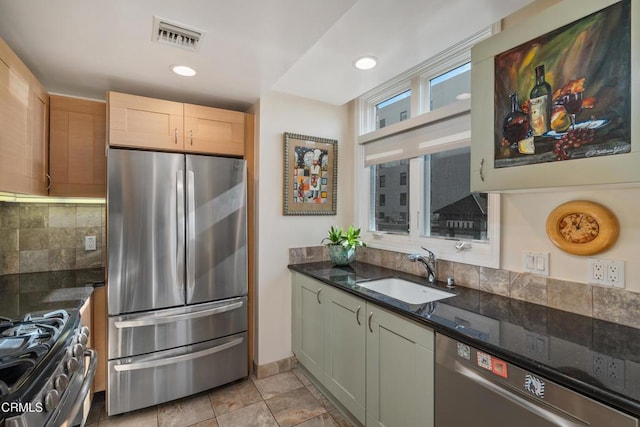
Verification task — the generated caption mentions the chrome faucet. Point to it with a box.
[408,247,437,283]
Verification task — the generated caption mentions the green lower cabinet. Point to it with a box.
[324,287,367,424]
[291,273,434,427]
[366,304,434,427]
[292,273,327,381]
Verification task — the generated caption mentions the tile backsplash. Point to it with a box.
[0,202,105,275]
[289,245,640,330]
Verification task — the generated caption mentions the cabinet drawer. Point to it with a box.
[108,296,247,359]
[108,332,247,415]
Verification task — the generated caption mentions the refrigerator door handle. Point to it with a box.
[186,169,196,296]
[113,337,244,372]
[113,300,245,329]
[176,170,185,290]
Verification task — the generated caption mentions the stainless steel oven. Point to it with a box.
[435,333,638,427]
[0,309,98,427]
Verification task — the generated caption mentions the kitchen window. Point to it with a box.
[356,24,500,267]
[376,90,411,129]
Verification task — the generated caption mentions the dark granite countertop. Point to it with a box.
[0,268,104,318]
[289,261,640,419]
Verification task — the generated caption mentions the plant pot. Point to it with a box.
[328,245,356,266]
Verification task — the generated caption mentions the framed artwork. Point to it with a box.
[470,0,640,192]
[283,132,337,215]
[495,0,630,168]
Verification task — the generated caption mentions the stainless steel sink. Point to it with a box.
[357,277,454,305]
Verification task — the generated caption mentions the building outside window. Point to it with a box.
[370,160,410,234]
[375,90,411,129]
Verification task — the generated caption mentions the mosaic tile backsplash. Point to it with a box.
[0,202,105,275]
[289,245,640,330]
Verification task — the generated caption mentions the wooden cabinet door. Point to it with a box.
[324,287,366,424]
[184,103,244,156]
[28,83,49,195]
[0,37,32,194]
[292,273,326,381]
[108,91,183,151]
[50,95,106,197]
[366,304,434,427]
[92,286,107,393]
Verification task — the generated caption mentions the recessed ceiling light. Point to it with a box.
[171,65,197,77]
[456,92,471,100]
[354,56,377,70]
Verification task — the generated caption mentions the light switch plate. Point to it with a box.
[523,251,549,276]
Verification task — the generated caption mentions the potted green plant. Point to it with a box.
[322,225,366,266]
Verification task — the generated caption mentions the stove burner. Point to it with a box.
[2,322,57,338]
[0,309,72,391]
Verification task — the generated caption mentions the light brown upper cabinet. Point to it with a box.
[0,36,49,195]
[183,104,244,156]
[108,91,245,156]
[49,95,106,197]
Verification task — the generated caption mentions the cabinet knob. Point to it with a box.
[316,288,322,304]
[356,306,361,325]
[480,158,485,182]
[368,312,374,333]
[175,128,178,144]
[46,173,52,191]
[190,130,193,145]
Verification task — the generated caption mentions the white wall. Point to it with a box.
[255,91,353,365]
[501,187,640,292]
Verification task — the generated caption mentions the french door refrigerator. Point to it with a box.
[106,148,248,415]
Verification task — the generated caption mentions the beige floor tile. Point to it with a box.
[305,384,334,411]
[97,406,158,427]
[209,378,262,416]
[252,371,304,399]
[295,413,339,427]
[328,409,354,427]
[291,367,312,386]
[189,418,218,427]
[158,394,215,427]
[265,387,326,427]
[216,401,278,427]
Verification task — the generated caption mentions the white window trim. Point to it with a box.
[354,23,502,269]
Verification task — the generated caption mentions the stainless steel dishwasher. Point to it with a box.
[435,333,638,427]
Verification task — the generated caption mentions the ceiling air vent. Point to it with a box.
[152,17,204,51]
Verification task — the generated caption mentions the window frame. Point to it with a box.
[354,24,501,268]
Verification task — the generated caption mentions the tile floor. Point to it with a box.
[86,368,354,427]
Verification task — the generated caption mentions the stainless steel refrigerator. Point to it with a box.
[106,148,248,415]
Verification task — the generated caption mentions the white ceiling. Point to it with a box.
[0,0,534,111]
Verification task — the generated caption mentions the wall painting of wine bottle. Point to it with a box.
[493,0,630,169]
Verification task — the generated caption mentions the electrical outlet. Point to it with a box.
[588,258,624,288]
[84,236,97,251]
[592,260,604,281]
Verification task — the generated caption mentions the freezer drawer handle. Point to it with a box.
[454,362,586,427]
[113,300,244,329]
[114,337,244,372]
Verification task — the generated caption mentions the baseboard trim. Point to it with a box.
[252,356,297,379]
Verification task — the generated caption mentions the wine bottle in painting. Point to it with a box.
[502,93,529,144]
[529,64,552,136]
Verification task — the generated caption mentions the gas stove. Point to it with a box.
[0,309,96,427]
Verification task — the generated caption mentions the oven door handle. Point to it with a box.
[113,300,244,329]
[47,349,98,427]
[454,362,586,427]
[114,337,244,372]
